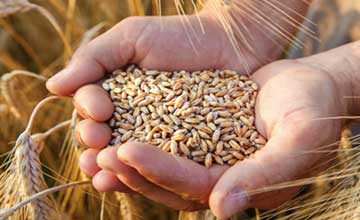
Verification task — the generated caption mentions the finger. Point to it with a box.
[46,22,135,95]
[92,170,133,193]
[79,149,101,176]
[76,119,112,149]
[117,142,228,202]
[73,84,114,121]
[97,147,202,211]
[209,116,334,219]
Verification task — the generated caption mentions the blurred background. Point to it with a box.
[1,0,360,219]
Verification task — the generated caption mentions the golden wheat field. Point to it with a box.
[1,0,360,219]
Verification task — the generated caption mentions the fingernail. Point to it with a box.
[222,189,249,218]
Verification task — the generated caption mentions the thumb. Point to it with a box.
[46,15,243,95]
[209,117,336,219]
[46,17,145,95]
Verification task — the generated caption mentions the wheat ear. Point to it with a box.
[0,96,65,220]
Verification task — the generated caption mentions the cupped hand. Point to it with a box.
[208,43,359,217]
[209,59,345,218]
[45,12,293,211]
[74,58,345,218]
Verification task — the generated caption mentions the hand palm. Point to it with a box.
[209,61,343,217]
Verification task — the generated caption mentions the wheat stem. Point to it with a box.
[25,96,67,134]
[100,193,106,220]
[32,120,71,143]
[29,4,72,57]
[1,70,47,82]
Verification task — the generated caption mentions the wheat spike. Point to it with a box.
[14,132,54,220]
[0,96,62,220]
[0,131,55,220]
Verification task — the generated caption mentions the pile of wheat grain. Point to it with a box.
[103,65,266,168]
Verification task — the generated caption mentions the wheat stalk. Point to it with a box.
[0,132,52,220]
[1,70,47,120]
[0,19,45,70]
[14,132,54,220]
[55,110,105,218]
[0,0,71,56]
[79,22,106,47]
[0,96,64,220]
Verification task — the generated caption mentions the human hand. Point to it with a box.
[73,42,360,219]
[46,0,311,96]
[207,41,360,218]
[45,2,343,217]
[45,15,246,96]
